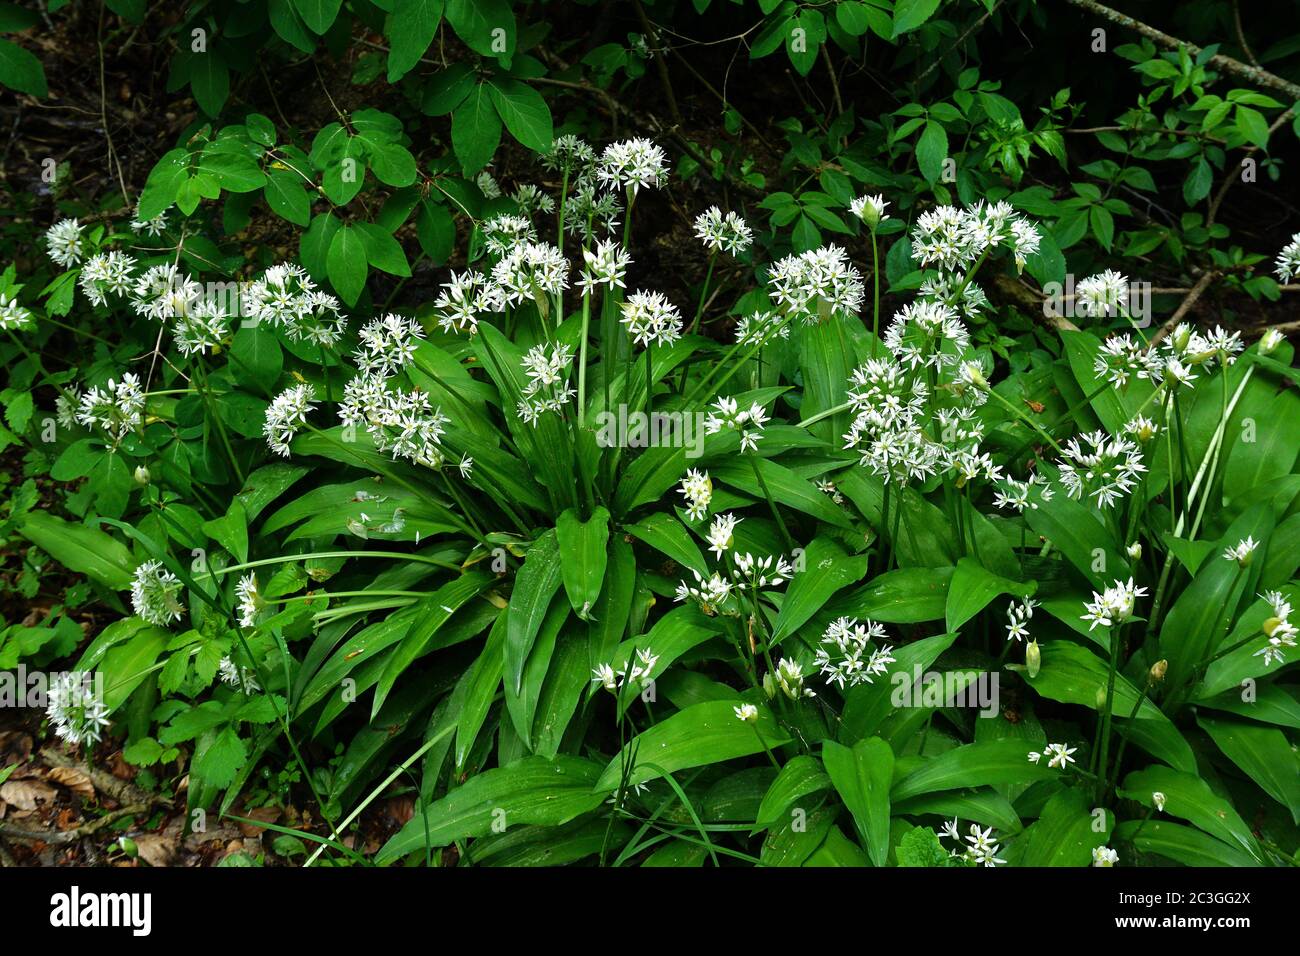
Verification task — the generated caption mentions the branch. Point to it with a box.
[1064,0,1300,101]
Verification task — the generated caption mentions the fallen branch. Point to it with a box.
[0,803,150,846]
[1149,269,1219,346]
[40,747,173,810]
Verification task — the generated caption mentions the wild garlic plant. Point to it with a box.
[8,128,1300,871]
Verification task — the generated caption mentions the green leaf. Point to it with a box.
[487,77,553,153]
[892,0,941,36]
[326,225,368,305]
[504,530,564,698]
[229,325,283,391]
[189,51,229,117]
[377,756,604,863]
[772,537,867,642]
[387,0,444,81]
[293,0,342,34]
[755,755,831,829]
[596,700,791,790]
[945,556,1033,633]
[451,82,501,174]
[264,169,312,227]
[1119,765,1263,860]
[833,566,952,624]
[823,737,893,866]
[555,507,609,620]
[444,0,515,59]
[891,740,1053,802]
[96,624,169,711]
[353,221,411,277]
[192,726,248,791]
[1015,787,1110,867]
[1198,715,1300,824]
[1115,819,1262,867]
[915,120,948,183]
[840,632,958,742]
[0,36,46,96]
[18,511,134,590]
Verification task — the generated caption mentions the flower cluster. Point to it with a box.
[1055,430,1147,509]
[814,617,895,689]
[1254,590,1297,666]
[677,468,712,521]
[263,383,317,457]
[45,218,86,268]
[76,373,146,441]
[244,263,347,346]
[131,560,185,626]
[518,342,576,424]
[46,672,110,747]
[219,654,262,694]
[767,245,864,324]
[693,206,753,255]
[0,292,33,331]
[596,137,670,196]
[591,647,660,692]
[1276,230,1300,282]
[939,819,1006,867]
[910,201,1040,274]
[1028,742,1078,770]
[620,290,683,348]
[1081,578,1148,631]
[704,396,768,453]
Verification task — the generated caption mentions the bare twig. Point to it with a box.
[40,747,173,809]
[1149,269,1219,346]
[1207,107,1296,227]
[0,803,150,845]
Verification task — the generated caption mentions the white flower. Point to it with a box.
[458,455,473,479]
[173,298,229,355]
[596,137,669,196]
[849,194,890,230]
[517,342,576,424]
[768,244,864,324]
[910,202,1039,274]
[773,657,813,699]
[1152,791,1166,812]
[219,655,261,694]
[732,553,793,590]
[673,568,734,613]
[1222,535,1258,567]
[733,703,758,722]
[491,241,569,308]
[1081,578,1148,630]
[1005,598,1037,642]
[620,289,683,348]
[76,373,145,441]
[704,396,768,453]
[1092,846,1119,867]
[131,560,184,627]
[814,617,894,688]
[46,672,110,746]
[591,663,618,692]
[512,183,554,215]
[1075,270,1129,318]
[235,574,262,628]
[815,478,844,504]
[339,373,450,467]
[678,468,712,521]
[0,292,34,331]
[992,474,1054,513]
[1027,751,1042,764]
[940,818,961,841]
[734,310,790,346]
[353,313,425,378]
[1044,742,1078,770]
[130,208,169,236]
[693,206,753,255]
[541,134,596,176]
[1275,231,1300,282]
[1124,415,1159,443]
[706,513,740,559]
[242,263,346,345]
[1259,328,1285,355]
[578,239,631,295]
[1126,542,1143,560]
[45,218,86,267]
[1056,430,1147,509]
[79,250,137,306]
[617,647,660,689]
[263,383,317,456]
[433,270,505,335]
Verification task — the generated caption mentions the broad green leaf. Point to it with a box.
[487,77,553,152]
[1119,765,1263,860]
[772,537,867,641]
[1197,715,1300,824]
[504,530,563,698]
[596,700,791,790]
[823,737,893,866]
[1115,819,1262,867]
[1014,787,1110,867]
[555,507,609,620]
[755,755,831,829]
[18,511,135,590]
[377,756,605,863]
[945,556,1033,633]
[386,0,444,81]
[891,739,1053,802]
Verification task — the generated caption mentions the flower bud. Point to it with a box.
[1126,542,1142,560]
[1026,639,1041,679]
[1150,659,1168,682]
[762,672,776,699]
[134,465,151,485]
[1260,328,1284,355]
[1095,686,1109,710]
